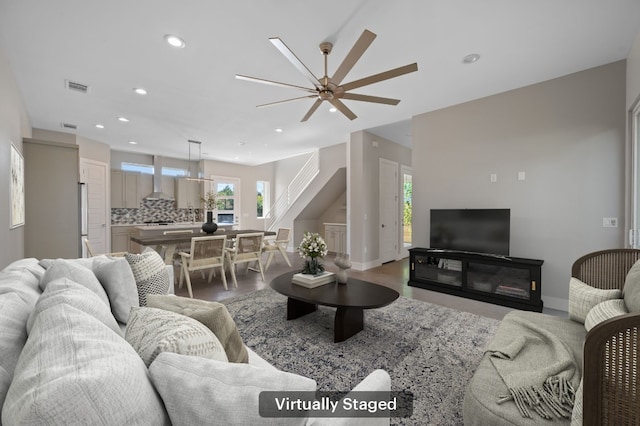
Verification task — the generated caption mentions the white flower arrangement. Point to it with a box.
[297,231,328,259]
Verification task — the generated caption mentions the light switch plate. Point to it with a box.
[603,217,618,228]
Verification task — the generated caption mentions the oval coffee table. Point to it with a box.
[270,271,400,342]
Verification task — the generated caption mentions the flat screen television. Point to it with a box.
[430,209,510,255]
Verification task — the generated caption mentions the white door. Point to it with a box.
[379,158,398,263]
[80,159,108,256]
[632,101,640,248]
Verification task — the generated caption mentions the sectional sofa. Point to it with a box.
[0,253,390,425]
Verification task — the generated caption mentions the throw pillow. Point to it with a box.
[124,249,170,306]
[623,259,640,313]
[2,297,169,425]
[39,259,111,308]
[149,352,316,426]
[584,299,628,332]
[125,307,228,367]
[146,294,249,363]
[568,277,622,324]
[93,256,139,324]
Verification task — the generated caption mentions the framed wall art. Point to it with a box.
[10,142,25,228]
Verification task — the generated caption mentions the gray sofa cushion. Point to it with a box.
[0,293,30,411]
[39,259,111,308]
[149,352,316,426]
[93,256,139,323]
[2,285,169,425]
[26,278,122,336]
[623,259,640,312]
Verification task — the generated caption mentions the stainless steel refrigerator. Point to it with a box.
[24,139,82,259]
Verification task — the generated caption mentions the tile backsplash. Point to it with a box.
[111,199,203,224]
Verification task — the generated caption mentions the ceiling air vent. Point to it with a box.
[61,122,78,130]
[65,79,89,93]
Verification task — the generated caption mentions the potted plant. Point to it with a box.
[297,231,328,275]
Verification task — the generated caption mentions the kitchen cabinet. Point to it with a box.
[175,178,202,209]
[324,223,347,254]
[111,225,141,253]
[111,170,140,208]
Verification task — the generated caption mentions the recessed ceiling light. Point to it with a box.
[95,124,104,129]
[128,140,138,145]
[118,117,129,122]
[164,34,186,48]
[329,107,337,113]
[274,128,283,133]
[238,142,246,146]
[463,53,480,64]
[133,87,147,95]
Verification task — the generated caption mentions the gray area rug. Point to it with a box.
[223,287,500,425]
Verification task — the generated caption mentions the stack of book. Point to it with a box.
[292,272,336,288]
[495,285,528,298]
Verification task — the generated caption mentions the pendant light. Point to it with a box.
[186,140,214,182]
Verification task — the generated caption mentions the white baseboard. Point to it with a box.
[352,259,382,271]
[542,295,568,312]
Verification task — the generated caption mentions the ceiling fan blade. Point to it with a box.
[340,92,400,105]
[331,29,377,86]
[235,74,317,93]
[257,95,317,108]
[341,63,418,92]
[329,99,357,121]
[269,37,321,90]
[301,99,323,122]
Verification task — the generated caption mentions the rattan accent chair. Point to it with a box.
[573,249,640,425]
[178,235,228,298]
[263,227,292,270]
[226,232,265,288]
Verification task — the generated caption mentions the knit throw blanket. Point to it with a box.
[485,315,579,420]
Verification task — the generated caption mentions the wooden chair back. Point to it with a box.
[189,235,226,268]
[571,248,640,290]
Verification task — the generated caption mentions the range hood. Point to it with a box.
[143,156,174,200]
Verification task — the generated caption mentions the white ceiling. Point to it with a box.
[1,1,639,165]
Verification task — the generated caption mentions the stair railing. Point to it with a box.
[265,150,319,230]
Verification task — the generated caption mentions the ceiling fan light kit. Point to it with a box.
[236,29,418,122]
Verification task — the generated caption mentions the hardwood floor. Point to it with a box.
[172,252,552,321]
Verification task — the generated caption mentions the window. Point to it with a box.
[402,168,412,247]
[161,166,187,177]
[121,162,153,174]
[211,176,241,226]
[257,181,270,218]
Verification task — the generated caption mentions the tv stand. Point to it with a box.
[408,248,543,312]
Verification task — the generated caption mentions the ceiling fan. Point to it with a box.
[236,29,418,122]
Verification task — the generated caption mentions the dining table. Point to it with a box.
[130,229,275,264]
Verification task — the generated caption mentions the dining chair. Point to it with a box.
[179,235,228,298]
[262,227,292,270]
[226,232,265,288]
[84,238,127,257]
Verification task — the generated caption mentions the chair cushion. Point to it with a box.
[568,277,621,323]
[125,249,170,306]
[147,294,249,363]
[623,259,640,313]
[125,306,228,367]
[149,352,316,426]
[584,299,628,332]
[93,256,139,323]
[2,289,169,425]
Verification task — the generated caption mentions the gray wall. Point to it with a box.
[349,130,411,269]
[412,60,627,310]
[0,45,31,268]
